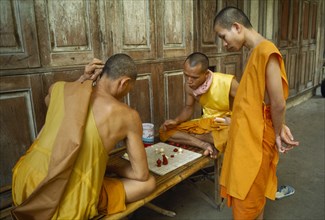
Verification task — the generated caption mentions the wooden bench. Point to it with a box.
[94,145,224,220]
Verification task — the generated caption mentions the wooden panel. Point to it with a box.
[160,0,193,58]
[126,73,154,124]
[197,0,217,54]
[0,74,46,201]
[215,54,242,81]
[280,0,290,41]
[34,0,99,66]
[291,0,300,43]
[299,48,308,90]
[310,1,317,41]
[108,0,156,60]
[163,70,185,119]
[302,1,310,43]
[299,45,316,91]
[0,0,40,70]
[283,49,299,95]
[279,0,290,47]
[307,48,316,86]
[0,91,37,189]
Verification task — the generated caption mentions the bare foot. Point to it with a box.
[202,143,218,159]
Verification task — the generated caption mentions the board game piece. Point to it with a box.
[122,142,202,175]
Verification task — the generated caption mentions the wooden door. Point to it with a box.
[34,0,100,67]
[0,0,40,70]
[278,0,319,95]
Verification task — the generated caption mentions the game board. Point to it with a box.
[122,142,203,175]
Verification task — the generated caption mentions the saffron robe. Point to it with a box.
[220,41,289,213]
[11,81,118,219]
[160,72,234,152]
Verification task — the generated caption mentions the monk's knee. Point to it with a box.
[145,175,156,194]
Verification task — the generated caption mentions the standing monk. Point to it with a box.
[11,54,155,220]
[160,52,238,158]
[213,7,299,219]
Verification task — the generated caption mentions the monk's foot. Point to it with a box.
[202,143,218,159]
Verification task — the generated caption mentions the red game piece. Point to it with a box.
[162,154,168,165]
[156,158,162,167]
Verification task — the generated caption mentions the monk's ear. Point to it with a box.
[119,76,131,90]
[232,22,242,33]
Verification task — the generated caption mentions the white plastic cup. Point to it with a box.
[142,123,154,143]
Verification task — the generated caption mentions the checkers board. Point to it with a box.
[122,142,203,175]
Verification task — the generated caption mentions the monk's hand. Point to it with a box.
[276,125,299,153]
[78,58,104,83]
[161,119,178,131]
[214,117,231,125]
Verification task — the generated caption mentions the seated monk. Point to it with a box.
[159,52,238,158]
[11,54,156,220]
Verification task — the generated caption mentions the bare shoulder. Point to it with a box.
[92,98,142,152]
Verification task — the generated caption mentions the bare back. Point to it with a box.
[90,89,150,181]
[91,92,142,153]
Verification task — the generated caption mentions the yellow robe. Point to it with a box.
[220,41,289,219]
[12,81,112,219]
[160,72,234,152]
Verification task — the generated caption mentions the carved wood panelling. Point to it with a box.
[159,0,193,58]
[163,70,185,119]
[0,0,40,70]
[291,0,300,45]
[34,0,99,66]
[299,48,308,90]
[197,0,218,55]
[0,74,46,192]
[281,49,299,96]
[302,1,310,44]
[126,73,154,124]
[301,0,318,45]
[0,90,37,188]
[299,48,316,91]
[107,0,156,60]
[215,54,242,81]
[279,0,290,47]
[307,48,316,87]
[0,0,324,218]
[288,51,299,94]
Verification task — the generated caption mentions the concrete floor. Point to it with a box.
[130,87,325,220]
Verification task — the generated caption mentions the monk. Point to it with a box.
[213,7,299,219]
[159,52,239,158]
[11,54,156,220]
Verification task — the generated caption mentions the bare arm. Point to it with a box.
[114,110,150,181]
[265,54,287,151]
[228,78,239,111]
[229,78,239,98]
[161,90,196,130]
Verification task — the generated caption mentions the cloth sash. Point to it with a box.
[192,70,213,97]
[11,81,93,220]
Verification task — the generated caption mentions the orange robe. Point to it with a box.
[160,72,234,152]
[220,41,289,219]
[12,81,125,220]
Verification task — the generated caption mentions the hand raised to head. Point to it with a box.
[78,58,104,83]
